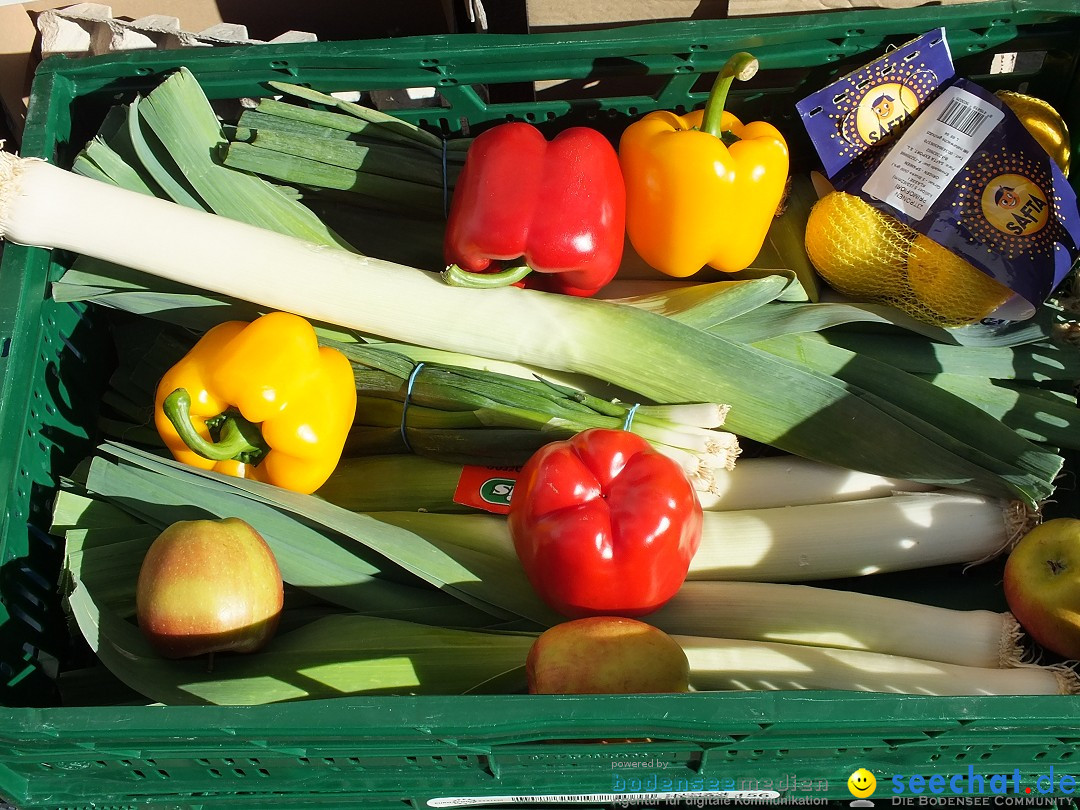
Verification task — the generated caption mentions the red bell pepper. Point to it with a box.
[442,122,626,297]
[508,428,703,618]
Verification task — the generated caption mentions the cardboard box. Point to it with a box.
[0,0,458,144]
[522,0,993,32]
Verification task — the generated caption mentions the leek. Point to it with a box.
[648,581,1021,669]
[911,372,1080,450]
[221,143,446,214]
[687,492,1031,581]
[66,580,534,704]
[821,331,1080,381]
[336,341,740,474]
[72,458,509,626]
[114,67,356,249]
[370,490,1030,585]
[709,294,1073,348]
[319,453,934,514]
[219,82,470,216]
[753,332,1064,492]
[679,635,1077,696]
[0,152,1060,503]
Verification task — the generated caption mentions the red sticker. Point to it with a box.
[453,466,521,514]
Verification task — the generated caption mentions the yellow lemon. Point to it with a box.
[848,768,877,798]
[805,191,1016,328]
[804,191,911,300]
[905,234,1013,326]
[996,90,1071,177]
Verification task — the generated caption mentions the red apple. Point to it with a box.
[526,616,690,694]
[136,517,284,659]
[1003,518,1080,660]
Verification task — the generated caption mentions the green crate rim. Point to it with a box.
[3,1,1080,806]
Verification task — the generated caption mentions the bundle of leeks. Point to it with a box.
[52,441,1077,704]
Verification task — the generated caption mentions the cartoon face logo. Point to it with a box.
[994,186,1020,209]
[852,82,919,146]
[871,94,895,120]
[981,173,1050,236]
[848,769,877,799]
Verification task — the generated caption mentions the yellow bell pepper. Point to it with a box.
[618,52,790,277]
[154,312,357,494]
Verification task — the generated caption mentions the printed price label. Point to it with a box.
[862,84,1004,219]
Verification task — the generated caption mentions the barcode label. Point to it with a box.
[937,96,992,137]
[428,790,781,807]
[862,84,1004,219]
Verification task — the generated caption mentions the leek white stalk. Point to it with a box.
[372,490,1032,586]
[323,452,940,513]
[677,635,1078,696]
[0,156,685,366]
[698,455,934,509]
[0,153,1056,503]
[689,491,1033,582]
[648,581,1021,668]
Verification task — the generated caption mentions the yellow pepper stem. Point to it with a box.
[162,388,268,463]
[700,52,759,139]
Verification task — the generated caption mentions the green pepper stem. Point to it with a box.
[442,263,533,289]
[700,52,759,139]
[162,388,266,462]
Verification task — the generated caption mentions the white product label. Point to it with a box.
[862,84,1004,220]
[428,790,781,806]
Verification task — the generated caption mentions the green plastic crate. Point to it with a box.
[2,2,1080,807]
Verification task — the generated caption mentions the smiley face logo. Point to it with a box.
[851,82,919,146]
[871,94,895,120]
[980,173,1050,237]
[994,185,1021,210]
[848,768,877,798]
